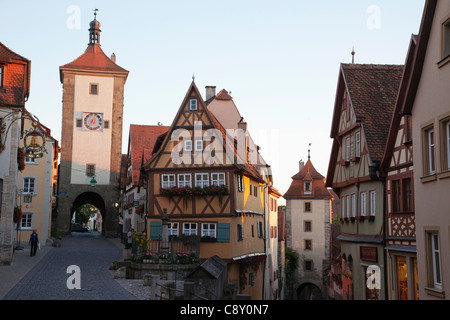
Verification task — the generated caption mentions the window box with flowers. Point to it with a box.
[14,207,23,224]
[160,185,229,206]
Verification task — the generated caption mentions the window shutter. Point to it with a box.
[217,223,230,242]
[149,221,162,240]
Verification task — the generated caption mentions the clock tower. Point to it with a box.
[57,12,129,236]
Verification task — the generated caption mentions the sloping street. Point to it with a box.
[2,233,138,300]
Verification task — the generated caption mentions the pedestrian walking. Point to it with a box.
[126,228,134,249]
[29,229,39,256]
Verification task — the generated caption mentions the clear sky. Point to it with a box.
[1,0,426,203]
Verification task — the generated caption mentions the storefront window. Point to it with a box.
[397,256,408,300]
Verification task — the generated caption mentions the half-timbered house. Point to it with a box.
[326,63,403,300]
[143,80,270,299]
[379,35,418,300]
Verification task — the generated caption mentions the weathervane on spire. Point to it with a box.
[93,8,98,19]
[351,47,355,64]
[308,143,312,160]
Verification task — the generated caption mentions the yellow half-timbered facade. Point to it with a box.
[143,81,269,299]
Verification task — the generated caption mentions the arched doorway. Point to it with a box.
[297,283,323,300]
[71,192,106,236]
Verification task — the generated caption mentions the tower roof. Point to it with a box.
[283,160,332,199]
[59,11,128,82]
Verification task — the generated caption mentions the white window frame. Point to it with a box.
[360,191,366,216]
[189,99,197,110]
[431,232,442,290]
[177,174,191,187]
[201,223,216,238]
[355,132,361,158]
[237,175,244,192]
[183,223,197,236]
[195,139,203,151]
[23,177,36,194]
[211,172,225,186]
[351,193,356,218]
[195,173,209,187]
[25,157,37,164]
[20,212,33,229]
[369,190,376,216]
[427,128,435,174]
[168,222,179,236]
[346,195,350,218]
[161,174,175,189]
[184,140,192,152]
[345,137,350,162]
[446,121,450,170]
[342,197,346,218]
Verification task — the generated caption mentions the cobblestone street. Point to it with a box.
[2,232,143,300]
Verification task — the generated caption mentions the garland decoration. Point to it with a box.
[160,185,229,206]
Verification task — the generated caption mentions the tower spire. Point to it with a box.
[89,9,101,45]
[351,47,355,64]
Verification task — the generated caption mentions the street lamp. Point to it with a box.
[90,176,97,187]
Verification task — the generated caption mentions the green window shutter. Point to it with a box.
[217,223,230,242]
[150,221,162,240]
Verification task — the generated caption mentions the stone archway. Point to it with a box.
[297,283,323,300]
[71,192,105,235]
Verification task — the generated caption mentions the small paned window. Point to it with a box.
[195,173,209,187]
[86,164,95,177]
[90,84,98,95]
[189,99,197,110]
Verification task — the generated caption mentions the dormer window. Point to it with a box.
[189,99,197,110]
[304,180,312,195]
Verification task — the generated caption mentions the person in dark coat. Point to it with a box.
[29,229,39,256]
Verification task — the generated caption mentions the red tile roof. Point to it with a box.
[284,160,332,199]
[0,42,29,63]
[0,42,31,107]
[341,64,403,162]
[59,44,128,81]
[128,124,170,186]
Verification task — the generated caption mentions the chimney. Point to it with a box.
[111,53,116,63]
[299,160,304,172]
[238,117,248,163]
[205,86,216,101]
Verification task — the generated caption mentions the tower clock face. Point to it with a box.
[83,112,103,131]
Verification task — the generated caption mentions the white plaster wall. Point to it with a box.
[289,199,327,270]
[71,75,113,185]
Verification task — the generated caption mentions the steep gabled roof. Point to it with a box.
[342,64,404,162]
[0,42,31,107]
[380,35,418,171]
[326,64,403,186]
[402,0,438,114]
[0,42,29,63]
[143,81,266,183]
[128,124,170,186]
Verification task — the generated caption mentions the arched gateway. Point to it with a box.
[55,12,129,237]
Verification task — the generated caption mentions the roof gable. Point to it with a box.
[342,64,403,162]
